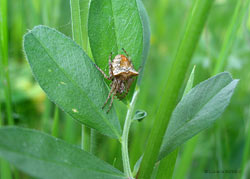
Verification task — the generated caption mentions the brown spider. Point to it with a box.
[94,48,139,113]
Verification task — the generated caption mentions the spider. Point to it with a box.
[94,48,139,113]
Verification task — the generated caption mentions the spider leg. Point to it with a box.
[122,48,130,58]
[127,77,135,91]
[109,52,113,79]
[107,89,117,113]
[102,81,116,109]
[94,64,110,80]
[122,77,136,98]
[138,65,143,73]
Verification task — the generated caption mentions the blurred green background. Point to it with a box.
[0,0,250,178]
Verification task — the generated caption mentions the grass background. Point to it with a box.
[0,0,250,178]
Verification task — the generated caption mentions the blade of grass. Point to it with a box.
[80,0,90,51]
[0,91,2,126]
[137,1,214,178]
[70,0,91,152]
[64,114,77,144]
[241,105,250,179]
[212,0,249,176]
[156,65,196,179]
[155,149,178,179]
[79,0,93,153]
[174,135,199,179]
[0,160,12,179]
[173,1,250,178]
[0,0,14,125]
[0,0,14,177]
[52,106,59,137]
[212,0,250,75]
[41,97,52,132]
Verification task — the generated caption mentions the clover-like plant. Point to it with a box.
[0,0,239,178]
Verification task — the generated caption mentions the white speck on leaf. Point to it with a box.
[72,108,78,113]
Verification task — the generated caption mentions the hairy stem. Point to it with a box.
[122,86,140,178]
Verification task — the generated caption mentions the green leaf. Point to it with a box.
[88,0,150,81]
[183,65,196,96]
[0,127,125,179]
[158,72,239,160]
[23,25,121,139]
[132,156,143,177]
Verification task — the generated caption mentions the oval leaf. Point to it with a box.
[0,127,125,179]
[158,72,239,160]
[88,0,150,82]
[23,25,121,138]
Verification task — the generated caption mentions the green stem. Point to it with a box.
[52,106,59,137]
[0,93,2,126]
[81,125,91,152]
[138,0,214,178]
[241,105,250,179]
[174,135,199,179]
[70,0,83,47]
[0,0,14,177]
[212,0,250,75]
[122,86,140,178]
[0,0,14,125]
[70,0,91,151]
[64,114,76,143]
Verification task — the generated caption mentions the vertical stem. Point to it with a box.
[70,0,91,152]
[0,0,14,125]
[80,0,90,51]
[156,65,196,179]
[138,0,214,178]
[156,150,178,179]
[81,125,91,152]
[64,114,76,143]
[241,105,250,179]
[52,106,59,137]
[0,92,2,126]
[122,86,140,178]
[212,0,250,75]
[70,0,83,47]
[41,97,52,132]
[0,0,14,178]
[211,0,249,177]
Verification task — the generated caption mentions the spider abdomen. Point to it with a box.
[112,55,139,78]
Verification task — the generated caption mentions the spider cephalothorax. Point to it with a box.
[94,48,139,113]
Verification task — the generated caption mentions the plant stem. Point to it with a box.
[70,0,83,47]
[212,0,250,75]
[52,106,59,137]
[156,65,196,179]
[70,0,91,151]
[138,0,214,178]
[0,93,2,126]
[81,125,91,152]
[156,149,178,179]
[0,0,14,125]
[241,105,250,179]
[41,98,52,132]
[0,0,14,178]
[122,86,140,178]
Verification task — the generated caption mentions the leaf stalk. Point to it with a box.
[121,86,140,178]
